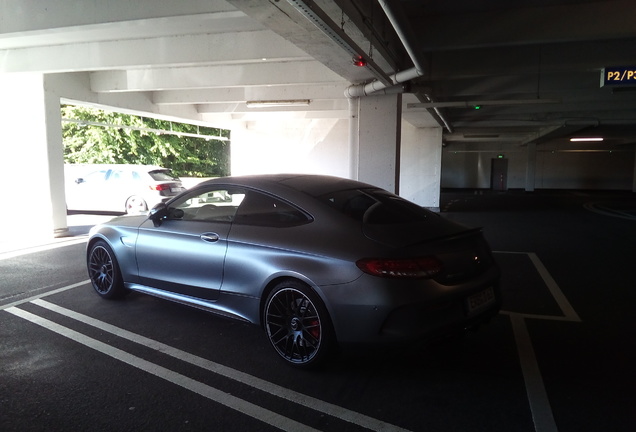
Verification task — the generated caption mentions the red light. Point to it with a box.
[356,257,443,279]
[352,55,367,67]
[150,183,171,191]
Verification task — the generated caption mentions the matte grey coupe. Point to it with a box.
[87,174,501,368]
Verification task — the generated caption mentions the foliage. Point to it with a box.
[61,106,230,177]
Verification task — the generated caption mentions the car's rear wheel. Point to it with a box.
[87,240,127,299]
[125,196,148,214]
[264,280,334,368]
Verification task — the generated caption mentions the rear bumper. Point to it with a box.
[378,282,501,342]
[320,265,501,346]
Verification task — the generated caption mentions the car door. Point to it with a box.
[65,167,110,211]
[134,186,244,301]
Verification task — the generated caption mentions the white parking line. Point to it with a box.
[4,251,578,432]
[494,251,581,322]
[0,237,87,260]
[510,314,558,432]
[526,253,580,322]
[0,280,89,311]
[5,306,322,432]
[12,299,413,432]
[493,251,582,432]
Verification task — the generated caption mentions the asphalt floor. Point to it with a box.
[1,188,634,431]
[440,188,636,432]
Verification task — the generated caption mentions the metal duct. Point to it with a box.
[287,0,393,86]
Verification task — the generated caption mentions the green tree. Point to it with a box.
[61,106,230,177]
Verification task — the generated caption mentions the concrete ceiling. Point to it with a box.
[1,0,635,148]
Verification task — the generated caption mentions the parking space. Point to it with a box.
[1,190,634,431]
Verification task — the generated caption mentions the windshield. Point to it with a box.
[318,188,432,224]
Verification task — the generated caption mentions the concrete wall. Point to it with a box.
[535,148,634,190]
[229,118,351,178]
[400,122,442,209]
[228,115,444,208]
[442,142,635,190]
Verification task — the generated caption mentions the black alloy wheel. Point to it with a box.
[264,281,334,368]
[87,240,127,299]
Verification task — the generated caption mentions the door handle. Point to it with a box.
[200,232,220,243]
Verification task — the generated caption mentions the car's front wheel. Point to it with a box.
[87,240,127,299]
[264,280,334,368]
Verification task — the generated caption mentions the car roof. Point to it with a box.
[65,163,168,171]
[199,174,379,197]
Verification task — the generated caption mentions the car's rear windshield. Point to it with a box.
[318,188,431,224]
[149,169,180,181]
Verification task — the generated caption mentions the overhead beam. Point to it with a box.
[0,30,312,73]
[153,84,349,105]
[0,0,239,33]
[0,11,256,50]
[201,110,350,123]
[197,99,349,113]
[90,61,346,92]
[227,0,384,84]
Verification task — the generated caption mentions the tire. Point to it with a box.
[264,280,335,368]
[87,240,127,299]
[125,196,148,214]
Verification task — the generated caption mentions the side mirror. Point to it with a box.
[149,203,168,227]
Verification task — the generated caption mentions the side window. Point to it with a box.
[168,187,245,223]
[233,190,311,227]
[81,169,109,183]
[108,170,131,182]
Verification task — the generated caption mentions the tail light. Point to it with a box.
[356,257,442,279]
[150,183,171,191]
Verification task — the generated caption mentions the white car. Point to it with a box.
[65,164,185,213]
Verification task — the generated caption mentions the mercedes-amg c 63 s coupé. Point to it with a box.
[87,174,501,368]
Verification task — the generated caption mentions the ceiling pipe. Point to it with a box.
[377,0,453,132]
[377,0,425,75]
[407,98,562,109]
[345,0,454,132]
[345,68,418,98]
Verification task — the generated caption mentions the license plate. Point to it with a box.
[171,187,184,193]
[466,286,495,315]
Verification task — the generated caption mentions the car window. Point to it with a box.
[168,188,245,223]
[233,190,311,227]
[319,188,431,224]
[108,169,132,182]
[80,169,109,183]
[149,169,180,181]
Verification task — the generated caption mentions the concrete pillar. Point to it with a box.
[352,94,401,193]
[400,122,442,210]
[526,142,537,192]
[0,73,68,240]
[348,97,360,181]
[633,149,636,193]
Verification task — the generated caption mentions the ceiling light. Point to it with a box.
[246,100,311,108]
[570,137,604,142]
